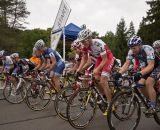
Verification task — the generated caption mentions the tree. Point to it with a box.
[114,18,128,63]
[0,0,30,28]
[101,31,115,52]
[92,31,99,38]
[138,0,160,44]
[127,21,135,40]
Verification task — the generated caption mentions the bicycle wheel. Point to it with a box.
[25,82,51,111]
[107,91,141,130]
[67,87,97,129]
[154,93,160,125]
[0,79,5,100]
[3,82,27,104]
[54,85,76,120]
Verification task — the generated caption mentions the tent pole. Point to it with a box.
[63,27,65,61]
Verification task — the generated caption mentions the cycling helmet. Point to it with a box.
[128,35,142,48]
[34,39,45,50]
[153,40,160,48]
[77,29,92,42]
[10,53,19,59]
[71,40,82,49]
[0,50,5,57]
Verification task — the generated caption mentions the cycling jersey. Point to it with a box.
[42,48,63,62]
[42,48,65,76]
[150,51,160,80]
[127,45,155,69]
[29,56,41,66]
[2,56,14,70]
[12,58,35,76]
[82,39,115,76]
[82,39,111,58]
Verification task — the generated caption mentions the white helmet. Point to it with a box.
[10,53,19,59]
[153,40,160,48]
[34,39,45,50]
[77,29,92,42]
[71,40,83,49]
[0,50,5,57]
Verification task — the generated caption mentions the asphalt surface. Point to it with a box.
[0,91,160,130]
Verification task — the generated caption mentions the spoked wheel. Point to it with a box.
[25,82,51,111]
[154,93,160,125]
[0,80,5,100]
[67,87,97,129]
[107,91,141,130]
[3,82,27,104]
[54,85,78,120]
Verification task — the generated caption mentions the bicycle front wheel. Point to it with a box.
[67,87,97,129]
[3,82,27,104]
[107,91,141,130]
[54,85,76,120]
[154,93,160,125]
[25,82,51,111]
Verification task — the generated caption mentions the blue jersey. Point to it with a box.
[42,48,63,62]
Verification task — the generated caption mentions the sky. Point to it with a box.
[25,0,149,36]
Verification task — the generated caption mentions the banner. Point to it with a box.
[51,0,71,49]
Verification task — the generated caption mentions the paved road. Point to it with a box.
[0,94,160,130]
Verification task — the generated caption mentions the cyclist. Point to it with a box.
[77,29,115,115]
[67,39,93,74]
[0,50,14,74]
[67,40,83,74]
[10,53,35,77]
[114,35,157,114]
[144,40,160,114]
[33,39,65,92]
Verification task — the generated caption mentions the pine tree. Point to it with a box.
[114,18,128,63]
[138,0,160,44]
[127,21,135,40]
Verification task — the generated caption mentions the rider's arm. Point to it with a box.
[140,60,154,75]
[140,46,155,75]
[47,57,56,72]
[119,59,130,74]
[82,56,92,70]
[39,61,46,70]
[95,54,107,71]
[77,53,88,72]
[68,61,80,73]
[34,61,42,70]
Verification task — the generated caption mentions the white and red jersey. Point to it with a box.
[82,39,111,59]
[82,39,115,76]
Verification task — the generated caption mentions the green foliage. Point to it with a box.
[138,0,160,45]
[0,0,30,29]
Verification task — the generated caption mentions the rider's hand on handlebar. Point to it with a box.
[112,72,122,80]
[133,72,142,82]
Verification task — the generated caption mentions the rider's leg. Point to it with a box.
[145,77,156,108]
[100,74,112,102]
[138,78,148,98]
[51,60,65,92]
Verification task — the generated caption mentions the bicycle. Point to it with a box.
[107,74,160,130]
[3,74,27,104]
[66,73,124,129]
[25,71,57,111]
[54,73,83,121]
